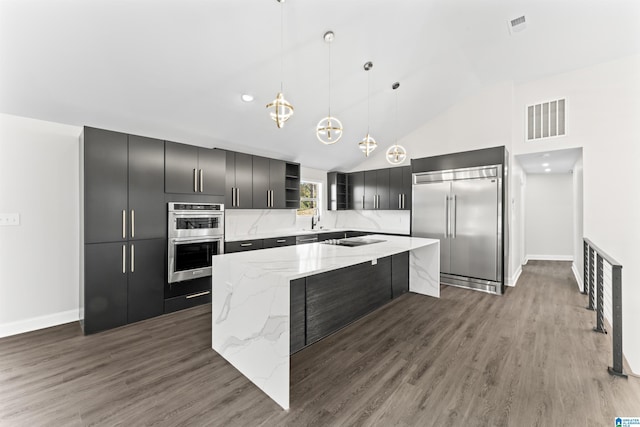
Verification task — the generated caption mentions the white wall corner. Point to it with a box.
[0,309,79,339]
[507,265,522,287]
[571,262,584,293]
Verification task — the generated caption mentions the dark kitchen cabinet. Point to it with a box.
[83,128,128,244]
[84,242,128,334]
[305,256,392,344]
[226,151,253,209]
[290,278,306,354]
[225,239,264,253]
[317,231,347,241]
[253,156,286,209]
[127,238,165,323]
[82,127,166,334]
[389,166,412,210]
[128,135,166,240]
[349,171,365,210]
[364,169,390,210]
[263,236,296,248]
[327,172,348,211]
[165,142,225,195]
[285,163,300,209]
[391,251,410,298]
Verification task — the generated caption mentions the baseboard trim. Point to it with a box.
[0,309,79,338]
[525,254,574,263]
[571,262,584,293]
[507,265,522,287]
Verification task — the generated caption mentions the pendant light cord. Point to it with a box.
[280,2,284,93]
[367,68,371,134]
[328,40,332,117]
[395,86,399,146]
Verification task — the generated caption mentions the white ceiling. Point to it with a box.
[515,147,582,174]
[1,0,639,171]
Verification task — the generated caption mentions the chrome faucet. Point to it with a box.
[311,216,318,230]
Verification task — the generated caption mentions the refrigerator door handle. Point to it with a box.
[452,194,457,238]
[444,195,449,238]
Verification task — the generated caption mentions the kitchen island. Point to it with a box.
[211,234,439,409]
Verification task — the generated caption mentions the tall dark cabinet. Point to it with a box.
[81,127,165,334]
[164,141,225,195]
[349,171,365,210]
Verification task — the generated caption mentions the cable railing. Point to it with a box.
[583,238,627,378]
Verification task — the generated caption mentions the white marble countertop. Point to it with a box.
[224,228,409,242]
[214,234,438,280]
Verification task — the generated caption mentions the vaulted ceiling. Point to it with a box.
[1,0,639,170]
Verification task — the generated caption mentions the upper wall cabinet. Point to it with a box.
[389,166,412,210]
[165,141,225,195]
[339,166,411,211]
[253,156,287,209]
[226,151,254,209]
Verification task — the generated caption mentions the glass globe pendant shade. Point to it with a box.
[266,92,294,128]
[386,144,407,165]
[316,116,343,144]
[358,132,377,157]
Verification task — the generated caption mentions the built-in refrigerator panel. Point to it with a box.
[449,178,499,281]
[411,181,451,274]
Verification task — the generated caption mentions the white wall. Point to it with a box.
[0,114,82,337]
[508,158,526,285]
[348,81,514,172]
[524,174,574,261]
[572,155,584,291]
[512,54,640,372]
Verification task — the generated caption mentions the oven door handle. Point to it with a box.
[171,237,223,244]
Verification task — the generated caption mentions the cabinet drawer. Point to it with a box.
[164,290,211,314]
[225,239,264,253]
[264,236,296,248]
[317,231,347,241]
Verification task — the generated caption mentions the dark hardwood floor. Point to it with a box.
[1,260,639,426]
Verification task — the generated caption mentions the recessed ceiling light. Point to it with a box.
[545,168,551,173]
[241,94,254,103]
[542,162,549,167]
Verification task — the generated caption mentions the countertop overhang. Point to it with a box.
[215,234,438,280]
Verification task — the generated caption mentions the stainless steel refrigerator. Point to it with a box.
[412,165,503,294]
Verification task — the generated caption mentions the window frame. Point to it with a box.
[297,180,322,216]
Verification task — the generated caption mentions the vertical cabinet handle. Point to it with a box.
[362,195,365,210]
[237,188,240,207]
[399,194,402,209]
[231,188,236,207]
[402,194,406,209]
[131,210,135,238]
[199,169,204,193]
[122,245,126,274]
[193,169,198,192]
[122,210,126,239]
[131,244,135,273]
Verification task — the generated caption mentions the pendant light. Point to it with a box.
[358,61,377,156]
[386,82,408,165]
[316,31,343,144]
[266,0,294,128]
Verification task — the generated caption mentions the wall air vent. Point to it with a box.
[526,98,566,141]
[508,15,527,34]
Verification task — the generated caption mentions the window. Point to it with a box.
[297,181,321,216]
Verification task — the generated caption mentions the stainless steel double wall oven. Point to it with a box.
[167,202,224,283]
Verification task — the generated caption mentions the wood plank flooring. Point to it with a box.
[1,260,639,426]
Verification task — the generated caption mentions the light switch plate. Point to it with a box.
[371,258,377,265]
[0,213,20,226]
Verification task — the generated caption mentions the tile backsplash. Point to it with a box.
[225,209,410,239]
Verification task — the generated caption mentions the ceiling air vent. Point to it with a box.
[526,98,566,141]
[508,15,526,34]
